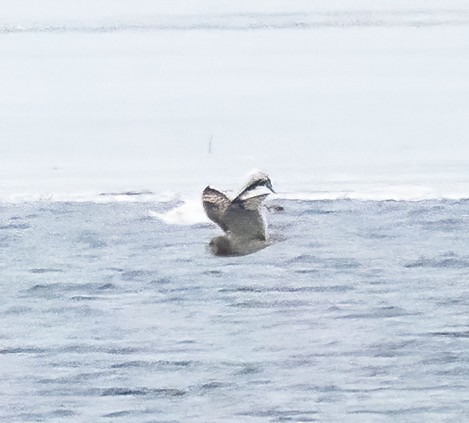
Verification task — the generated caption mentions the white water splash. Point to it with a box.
[149,198,209,225]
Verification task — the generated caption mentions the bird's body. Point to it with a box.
[202,171,274,256]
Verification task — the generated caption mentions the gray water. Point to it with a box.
[1,199,469,422]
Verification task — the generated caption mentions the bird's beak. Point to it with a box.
[267,180,275,193]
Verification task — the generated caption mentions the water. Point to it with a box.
[2,1,469,421]
[1,199,469,422]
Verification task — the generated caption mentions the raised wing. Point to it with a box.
[225,193,269,241]
[203,186,270,241]
[233,193,269,211]
[202,186,231,232]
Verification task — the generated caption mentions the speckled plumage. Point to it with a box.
[202,172,274,256]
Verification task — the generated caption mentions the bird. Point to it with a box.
[202,171,275,256]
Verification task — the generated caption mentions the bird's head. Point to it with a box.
[242,171,275,196]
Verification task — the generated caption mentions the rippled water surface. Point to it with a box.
[1,199,469,422]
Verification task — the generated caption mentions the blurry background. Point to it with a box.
[1,0,469,199]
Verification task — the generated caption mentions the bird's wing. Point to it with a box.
[232,185,272,205]
[225,193,269,241]
[234,193,269,211]
[202,186,231,232]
